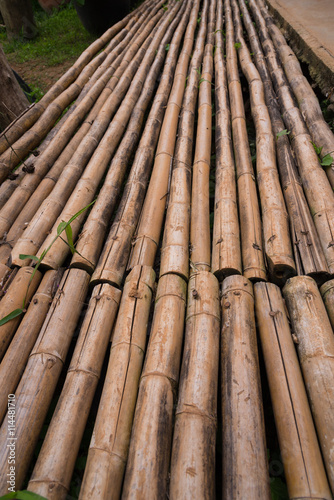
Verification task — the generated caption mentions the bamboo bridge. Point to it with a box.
[0,0,333,498]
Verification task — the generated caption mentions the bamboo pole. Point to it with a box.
[225,0,267,282]
[221,275,270,499]
[238,0,329,281]
[0,1,147,158]
[0,1,166,248]
[28,283,121,500]
[0,266,42,361]
[254,281,332,500]
[248,0,334,275]
[70,0,190,275]
[79,265,155,500]
[256,0,334,188]
[0,268,90,494]
[169,270,220,499]
[122,273,187,499]
[283,276,334,492]
[0,270,61,425]
[159,0,209,280]
[212,0,242,280]
[127,0,201,271]
[231,0,295,284]
[320,279,334,331]
[11,6,173,270]
[89,1,192,287]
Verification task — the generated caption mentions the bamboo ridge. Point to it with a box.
[0,0,334,497]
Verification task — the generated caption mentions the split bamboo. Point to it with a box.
[0,270,61,424]
[320,279,334,331]
[211,0,242,280]
[80,265,155,500]
[12,6,173,270]
[122,273,188,499]
[0,268,90,494]
[239,0,329,281]
[71,0,190,275]
[28,283,122,500]
[189,0,215,273]
[221,275,270,499]
[159,0,209,280]
[0,266,42,360]
[254,282,332,500]
[256,0,334,188]
[170,270,220,499]
[283,276,334,492]
[0,1,146,158]
[248,0,334,275]
[225,0,267,281]
[3,3,167,259]
[128,0,201,271]
[231,0,295,283]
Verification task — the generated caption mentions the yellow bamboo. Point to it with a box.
[254,282,332,500]
[0,270,61,424]
[170,270,220,499]
[221,275,270,498]
[28,283,121,500]
[0,268,90,494]
[225,0,267,281]
[80,265,155,500]
[239,0,329,280]
[212,0,242,280]
[0,266,42,361]
[320,279,334,331]
[283,276,334,492]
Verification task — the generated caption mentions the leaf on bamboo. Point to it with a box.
[0,308,24,326]
[234,42,241,49]
[0,490,48,499]
[19,254,39,262]
[276,129,290,139]
[321,153,334,167]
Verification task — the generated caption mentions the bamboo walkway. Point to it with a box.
[0,0,333,498]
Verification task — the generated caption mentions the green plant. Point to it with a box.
[0,491,47,499]
[0,200,95,327]
[311,141,334,167]
[276,129,290,139]
[234,42,241,50]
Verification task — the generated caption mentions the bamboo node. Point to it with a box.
[269,310,278,317]
[192,289,199,299]
[22,164,35,174]
[224,301,231,309]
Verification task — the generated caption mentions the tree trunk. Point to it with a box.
[0,46,29,131]
[0,0,36,40]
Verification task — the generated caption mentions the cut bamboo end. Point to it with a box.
[80,265,155,500]
[170,270,220,499]
[0,266,42,361]
[28,283,122,500]
[254,282,332,500]
[283,276,334,493]
[320,279,334,331]
[221,274,271,499]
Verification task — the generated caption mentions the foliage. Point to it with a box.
[276,129,290,139]
[311,141,334,167]
[0,491,47,500]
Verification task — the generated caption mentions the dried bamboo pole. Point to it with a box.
[0,2,166,244]
[211,0,242,280]
[254,282,332,500]
[69,0,190,275]
[170,271,220,499]
[89,0,193,287]
[231,0,295,283]
[0,268,90,494]
[256,0,334,188]
[320,279,334,331]
[28,283,122,500]
[283,276,334,492]
[11,6,173,270]
[221,275,270,498]
[0,270,61,424]
[0,0,148,158]
[79,265,155,500]
[0,266,42,360]
[225,0,266,282]
[127,0,201,272]
[238,0,329,281]
[248,0,334,275]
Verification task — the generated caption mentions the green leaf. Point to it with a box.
[234,42,241,49]
[0,491,48,500]
[67,199,96,225]
[165,43,170,52]
[276,129,290,139]
[0,308,24,326]
[65,224,75,254]
[19,254,39,262]
[321,153,334,166]
[57,221,67,235]
[311,141,323,156]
